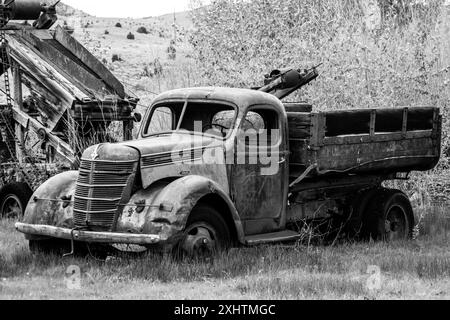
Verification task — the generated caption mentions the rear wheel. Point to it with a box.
[0,182,33,220]
[178,204,231,258]
[363,189,414,241]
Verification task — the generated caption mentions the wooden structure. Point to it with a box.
[287,107,441,184]
[1,23,138,166]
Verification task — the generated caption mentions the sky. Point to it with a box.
[61,0,198,18]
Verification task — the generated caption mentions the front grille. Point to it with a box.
[73,159,138,231]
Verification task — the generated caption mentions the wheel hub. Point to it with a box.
[181,226,216,257]
[385,206,407,241]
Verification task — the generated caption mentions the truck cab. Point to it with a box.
[16,84,442,256]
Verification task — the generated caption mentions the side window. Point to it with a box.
[240,108,280,147]
[146,106,173,135]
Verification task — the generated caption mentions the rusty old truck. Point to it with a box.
[15,67,441,256]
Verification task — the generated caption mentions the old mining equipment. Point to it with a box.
[0,0,140,220]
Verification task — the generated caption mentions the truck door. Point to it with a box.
[230,105,289,235]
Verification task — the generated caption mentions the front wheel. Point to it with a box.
[178,204,231,258]
[363,189,414,241]
[0,182,33,220]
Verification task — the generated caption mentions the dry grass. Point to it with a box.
[1,3,448,300]
[0,205,449,300]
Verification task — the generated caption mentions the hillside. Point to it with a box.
[57,2,90,18]
[146,10,193,29]
[50,3,196,117]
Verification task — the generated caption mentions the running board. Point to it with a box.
[245,230,301,245]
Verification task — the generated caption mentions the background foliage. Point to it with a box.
[190,0,450,165]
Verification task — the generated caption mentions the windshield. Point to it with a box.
[143,101,237,138]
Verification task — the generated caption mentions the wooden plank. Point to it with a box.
[21,31,110,99]
[7,34,86,101]
[314,137,438,174]
[71,113,134,121]
[12,64,25,164]
[123,120,133,140]
[12,107,76,164]
[5,34,88,132]
[21,72,61,106]
[53,26,126,98]
[370,109,376,137]
[27,29,53,40]
[284,103,313,113]
[6,36,82,108]
[287,112,311,139]
[287,112,312,125]
[402,108,408,137]
[20,72,68,130]
[323,130,433,146]
[309,113,325,149]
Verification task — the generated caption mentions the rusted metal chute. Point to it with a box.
[256,64,322,100]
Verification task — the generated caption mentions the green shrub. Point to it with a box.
[112,54,122,62]
[190,0,450,165]
[137,26,149,34]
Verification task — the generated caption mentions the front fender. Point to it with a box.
[23,171,78,233]
[117,176,243,244]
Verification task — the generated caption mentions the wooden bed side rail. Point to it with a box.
[308,107,440,148]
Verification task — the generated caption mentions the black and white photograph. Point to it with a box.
[0,0,448,305]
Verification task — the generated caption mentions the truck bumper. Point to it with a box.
[15,223,161,245]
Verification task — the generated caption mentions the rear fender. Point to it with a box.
[117,176,244,244]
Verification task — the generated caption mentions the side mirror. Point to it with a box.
[133,113,142,122]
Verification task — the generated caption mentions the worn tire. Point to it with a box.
[362,189,414,241]
[178,203,231,258]
[0,182,33,220]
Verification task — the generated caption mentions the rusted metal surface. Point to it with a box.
[22,170,78,233]
[16,223,162,244]
[118,175,245,245]
[123,133,229,190]
[256,67,319,99]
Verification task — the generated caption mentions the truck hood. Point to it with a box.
[120,133,222,158]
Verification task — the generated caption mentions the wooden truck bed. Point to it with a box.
[288,107,442,183]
